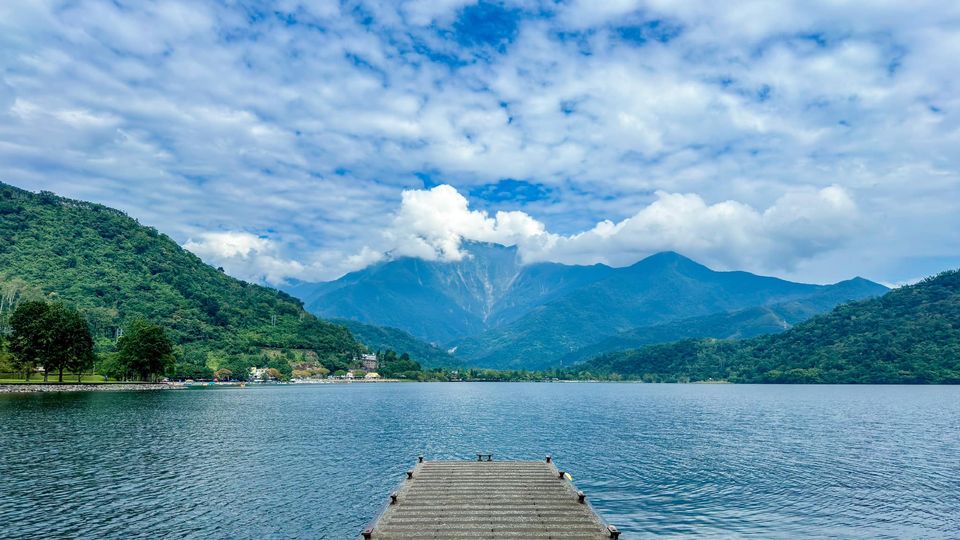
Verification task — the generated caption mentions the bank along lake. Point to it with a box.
[1,383,958,539]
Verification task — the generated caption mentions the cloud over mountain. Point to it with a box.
[377,183,861,272]
[190,183,860,284]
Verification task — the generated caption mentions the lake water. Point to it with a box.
[1,383,958,539]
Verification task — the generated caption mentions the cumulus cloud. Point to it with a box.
[185,184,862,282]
[542,186,860,270]
[370,184,861,273]
[1,0,958,284]
[385,185,546,261]
[183,232,306,285]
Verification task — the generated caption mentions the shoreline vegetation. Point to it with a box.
[13,377,960,395]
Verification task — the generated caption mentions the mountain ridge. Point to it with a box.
[557,275,889,366]
[450,251,887,369]
[288,242,888,369]
[285,241,616,344]
[577,268,960,383]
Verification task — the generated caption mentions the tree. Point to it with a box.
[8,301,51,381]
[379,350,422,379]
[266,357,292,381]
[8,301,94,383]
[116,319,174,381]
[45,303,94,383]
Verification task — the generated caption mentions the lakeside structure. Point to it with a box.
[360,353,379,371]
[363,456,619,539]
[0,383,184,393]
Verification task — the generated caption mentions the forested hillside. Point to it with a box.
[580,270,960,383]
[330,319,459,368]
[0,183,360,371]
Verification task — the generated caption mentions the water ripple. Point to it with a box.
[1,384,958,539]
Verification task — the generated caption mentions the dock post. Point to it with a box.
[607,525,621,538]
[545,455,552,463]
[418,455,424,463]
[577,490,586,503]
[406,470,413,479]
[361,527,373,539]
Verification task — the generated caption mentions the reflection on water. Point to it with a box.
[1,383,958,539]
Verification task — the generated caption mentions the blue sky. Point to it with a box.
[1,1,959,286]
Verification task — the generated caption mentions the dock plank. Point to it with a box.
[367,460,614,539]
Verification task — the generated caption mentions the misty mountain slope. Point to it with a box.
[288,257,488,344]
[452,253,888,369]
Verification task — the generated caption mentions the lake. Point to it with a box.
[1,383,958,539]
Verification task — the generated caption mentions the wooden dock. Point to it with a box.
[362,455,619,539]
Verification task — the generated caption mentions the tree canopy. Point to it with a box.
[115,319,175,381]
[8,301,94,382]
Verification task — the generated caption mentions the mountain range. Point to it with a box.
[287,242,888,369]
[578,268,960,383]
[4,181,952,383]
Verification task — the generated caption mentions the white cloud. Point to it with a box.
[182,184,862,282]
[402,0,477,26]
[385,185,546,261]
[184,232,274,259]
[366,183,861,274]
[183,232,305,285]
[0,0,957,285]
[183,231,389,285]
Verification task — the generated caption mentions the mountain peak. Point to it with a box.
[829,276,889,292]
[645,250,691,262]
[630,251,706,272]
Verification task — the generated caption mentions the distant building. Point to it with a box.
[249,367,269,381]
[360,353,378,371]
[365,372,380,379]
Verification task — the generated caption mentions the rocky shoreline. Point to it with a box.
[0,383,185,393]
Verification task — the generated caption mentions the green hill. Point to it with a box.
[0,182,361,370]
[579,270,960,383]
[330,318,460,368]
